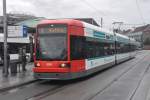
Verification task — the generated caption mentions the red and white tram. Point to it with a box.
[33,19,139,80]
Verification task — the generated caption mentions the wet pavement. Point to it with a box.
[0,50,150,100]
[0,63,36,91]
[92,51,150,100]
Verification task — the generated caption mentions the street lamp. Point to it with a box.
[3,0,8,76]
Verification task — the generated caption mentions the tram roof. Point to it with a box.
[38,19,137,43]
[83,22,114,36]
[115,33,129,39]
[39,19,114,35]
[39,19,83,27]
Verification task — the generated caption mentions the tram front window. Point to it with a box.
[36,24,67,60]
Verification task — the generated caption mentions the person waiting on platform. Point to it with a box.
[22,47,27,71]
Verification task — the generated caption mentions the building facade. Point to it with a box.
[122,24,150,49]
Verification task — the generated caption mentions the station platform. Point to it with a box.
[0,63,36,92]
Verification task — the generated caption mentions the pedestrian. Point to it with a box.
[22,47,27,71]
[18,48,23,72]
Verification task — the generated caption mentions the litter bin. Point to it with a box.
[10,62,17,73]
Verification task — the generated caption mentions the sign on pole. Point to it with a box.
[8,25,28,37]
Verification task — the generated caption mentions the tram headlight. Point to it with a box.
[35,62,40,67]
[60,63,70,68]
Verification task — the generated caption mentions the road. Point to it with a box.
[0,50,150,100]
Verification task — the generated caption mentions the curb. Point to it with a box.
[0,79,38,93]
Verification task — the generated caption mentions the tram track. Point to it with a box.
[0,78,79,100]
[29,52,146,100]
[0,51,147,100]
[130,63,150,100]
[87,52,150,100]
[26,85,66,100]
[25,79,87,100]
[0,80,45,94]
[0,79,40,94]
[24,52,147,100]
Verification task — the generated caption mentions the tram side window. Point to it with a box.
[70,36,84,60]
[84,41,104,58]
[95,43,105,57]
[104,43,115,56]
[116,42,130,53]
[84,41,93,58]
[70,36,115,60]
[116,43,119,53]
[85,41,115,58]
[130,44,136,51]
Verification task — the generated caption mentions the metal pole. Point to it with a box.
[100,18,103,28]
[3,0,8,76]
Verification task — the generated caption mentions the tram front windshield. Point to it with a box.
[36,24,67,61]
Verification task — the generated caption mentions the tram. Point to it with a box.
[33,19,139,80]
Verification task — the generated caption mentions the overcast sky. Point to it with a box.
[0,0,150,29]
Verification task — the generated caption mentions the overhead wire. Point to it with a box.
[80,0,111,28]
[80,0,106,16]
[80,0,147,29]
[135,0,146,24]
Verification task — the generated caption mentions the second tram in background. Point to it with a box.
[33,19,139,80]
